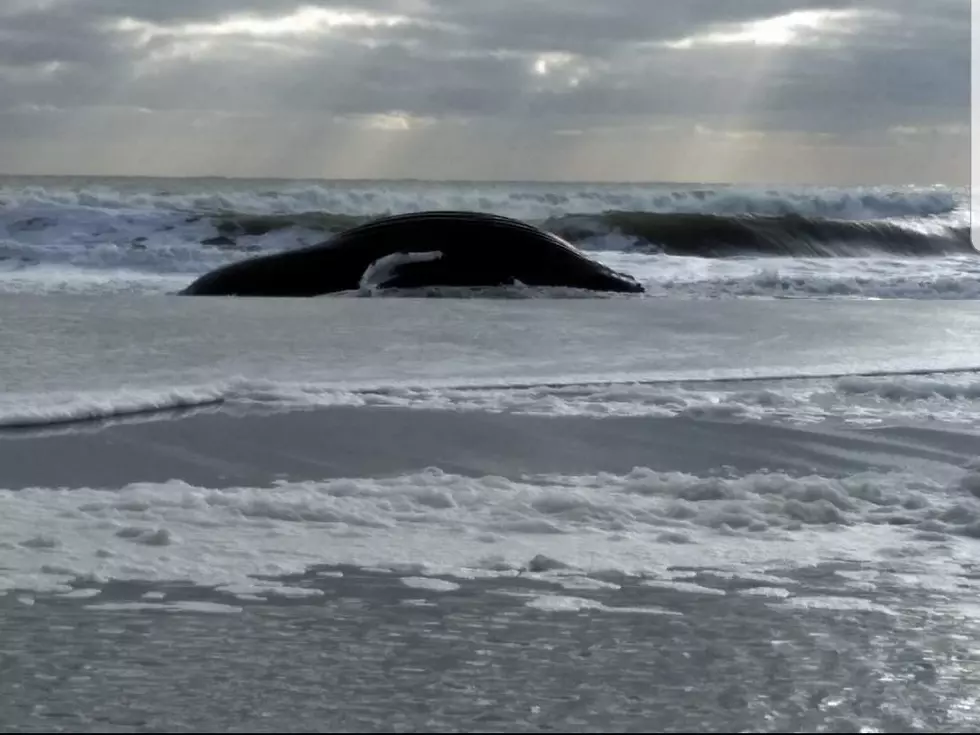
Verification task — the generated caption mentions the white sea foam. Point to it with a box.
[2,246,975,301]
[83,601,244,614]
[596,252,980,301]
[2,464,979,598]
[0,179,962,221]
[778,596,898,616]
[400,577,460,592]
[640,580,728,596]
[0,266,192,296]
[0,385,231,428]
[525,595,606,612]
[3,257,978,301]
[5,370,980,431]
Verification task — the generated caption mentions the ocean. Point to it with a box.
[1,175,979,732]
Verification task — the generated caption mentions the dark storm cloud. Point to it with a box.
[0,0,967,124]
[0,0,968,181]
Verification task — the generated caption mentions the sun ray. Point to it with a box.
[658,8,875,182]
[665,9,862,49]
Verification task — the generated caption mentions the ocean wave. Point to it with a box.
[623,257,980,300]
[546,212,973,257]
[198,209,975,257]
[0,179,963,221]
[0,178,973,297]
[5,370,980,433]
[1,253,977,300]
[0,386,231,430]
[0,208,972,278]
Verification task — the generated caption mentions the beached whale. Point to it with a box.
[180,210,645,296]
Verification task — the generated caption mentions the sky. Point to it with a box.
[0,0,969,184]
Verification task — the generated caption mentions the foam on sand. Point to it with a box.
[5,369,980,432]
[3,463,979,598]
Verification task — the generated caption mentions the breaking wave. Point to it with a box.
[0,177,963,221]
[0,209,972,273]
[0,177,973,297]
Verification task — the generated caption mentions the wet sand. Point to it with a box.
[0,404,974,489]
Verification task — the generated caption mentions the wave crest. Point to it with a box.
[546,212,973,257]
[205,210,973,258]
[0,179,963,220]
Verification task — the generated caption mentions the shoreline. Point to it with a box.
[0,404,973,490]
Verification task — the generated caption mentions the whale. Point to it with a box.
[180,210,645,296]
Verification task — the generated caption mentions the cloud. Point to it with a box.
[0,0,968,183]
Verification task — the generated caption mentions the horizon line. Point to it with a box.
[0,171,962,189]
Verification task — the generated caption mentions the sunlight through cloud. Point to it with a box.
[665,9,863,49]
[357,112,437,131]
[530,52,594,90]
[533,52,577,76]
[113,6,410,43]
[1,0,966,184]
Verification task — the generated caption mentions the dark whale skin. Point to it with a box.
[180,210,645,296]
